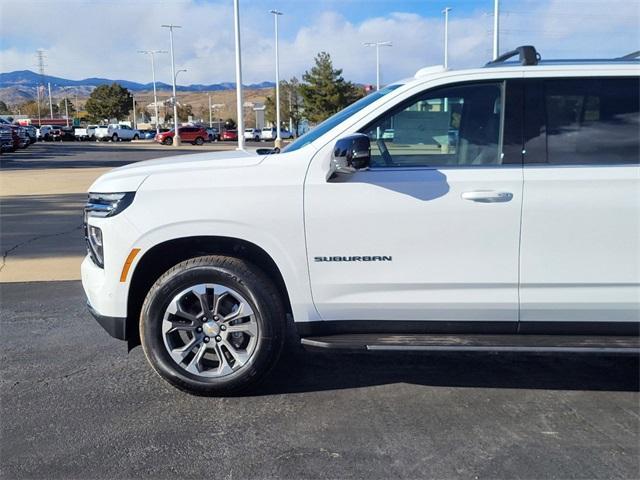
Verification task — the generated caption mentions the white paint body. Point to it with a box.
[82,63,640,329]
[107,124,140,141]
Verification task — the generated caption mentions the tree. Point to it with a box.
[0,101,11,114]
[300,52,363,123]
[265,77,303,134]
[58,98,76,117]
[85,83,133,122]
[224,118,236,130]
[164,103,193,124]
[18,100,58,117]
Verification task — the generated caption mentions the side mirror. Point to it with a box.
[332,134,371,174]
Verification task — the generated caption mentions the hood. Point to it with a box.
[88,149,264,193]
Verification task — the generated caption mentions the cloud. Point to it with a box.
[0,0,638,87]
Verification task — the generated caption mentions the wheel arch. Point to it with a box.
[126,235,293,349]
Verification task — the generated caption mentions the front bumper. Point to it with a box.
[88,302,127,340]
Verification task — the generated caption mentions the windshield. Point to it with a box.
[282,84,403,153]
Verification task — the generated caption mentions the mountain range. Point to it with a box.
[0,70,275,104]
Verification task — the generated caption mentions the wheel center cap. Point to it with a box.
[202,321,220,336]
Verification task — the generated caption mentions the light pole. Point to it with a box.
[233,0,245,150]
[47,82,53,118]
[59,86,71,126]
[363,41,392,90]
[493,0,500,60]
[442,7,451,70]
[138,50,167,135]
[269,9,283,147]
[173,69,187,128]
[208,94,212,128]
[35,86,41,127]
[162,24,182,146]
[132,96,136,129]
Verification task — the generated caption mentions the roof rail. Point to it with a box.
[618,50,640,60]
[485,45,540,67]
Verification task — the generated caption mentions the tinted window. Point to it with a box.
[361,83,504,168]
[544,77,639,165]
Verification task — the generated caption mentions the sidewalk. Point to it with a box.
[0,167,106,282]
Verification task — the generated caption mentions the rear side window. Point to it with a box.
[544,77,639,165]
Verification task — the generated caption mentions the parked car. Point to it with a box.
[94,125,110,141]
[25,125,37,144]
[260,126,293,141]
[75,125,98,141]
[221,129,238,141]
[244,128,261,142]
[13,126,29,149]
[82,46,640,396]
[0,125,14,152]
[206,127,220,142]
[139,130,156,140]
[39,124,62,141]
[155,126,208,145]
[60,126,76,141]
[107,124,140,142]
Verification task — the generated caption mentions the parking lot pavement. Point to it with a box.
[1,280,638,479]
[0,142,253,282]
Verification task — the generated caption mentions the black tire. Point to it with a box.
[112,134,118,142]
[133,134,139,140]
[140,255,286,396]
[195,137,204,145]
[164,137,173,145]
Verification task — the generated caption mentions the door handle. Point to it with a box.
[461,190,513,203]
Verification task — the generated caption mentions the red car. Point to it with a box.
[221,129,238,141]
[155,126,208,145]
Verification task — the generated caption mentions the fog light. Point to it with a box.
[88,225,104,267]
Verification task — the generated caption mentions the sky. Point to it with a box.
[0,0,638,86]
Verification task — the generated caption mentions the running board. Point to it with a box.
[300,334,640,354]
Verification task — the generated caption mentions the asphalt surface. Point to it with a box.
[0,142,262,281]
[1,142,639,479]
[0,139,269,171]
[2,287,639,480]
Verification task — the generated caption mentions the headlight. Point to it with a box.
[84,192,135,268]
[84,192,135,218]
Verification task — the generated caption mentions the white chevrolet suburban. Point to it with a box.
[82,47,640,395]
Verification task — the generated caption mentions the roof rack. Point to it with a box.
[485,45,540,67]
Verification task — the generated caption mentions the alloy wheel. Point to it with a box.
[161,283,259,378]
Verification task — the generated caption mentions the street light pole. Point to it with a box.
[363,41,392,91]
[269,9,283,147]
[132,96,136,129]
[493,0,500,60]
[139,50,167,135]
[233,0,245,150]
[162,24,182,146]
[36,86,41,127]
[48,82,53,118]
[208,94,212,128]
[442,7,451,70]
[64,96,69,127]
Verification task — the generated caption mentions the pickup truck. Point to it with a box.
[82,46,640,395]
[107,124,140,142]
[260,126,293,141]
[75,125,98,141]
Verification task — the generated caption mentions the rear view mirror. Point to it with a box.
[331,134,371,174]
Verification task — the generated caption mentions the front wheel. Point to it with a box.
[195,137,204,145]
[111,134,118,142]
[163,137,173,145]
[133,134,139,140]
[140,256,285,395]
